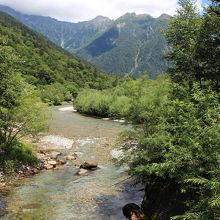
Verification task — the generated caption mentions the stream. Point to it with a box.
[1,106,144,220]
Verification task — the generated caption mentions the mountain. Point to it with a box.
[0,5,113,51]
[0,11,113,89]
[0,5,170,78]
[78,13,170,78]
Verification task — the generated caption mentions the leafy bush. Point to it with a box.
[75,75,170,120]
[41,83,71,105]
[75,89,113,117]
[9,141,38,165]
[109,96,131,118]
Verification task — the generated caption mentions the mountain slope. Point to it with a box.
[0,5,113,51]
[0,5,170,78]
[78,13,170,78]
[0,12,113,89]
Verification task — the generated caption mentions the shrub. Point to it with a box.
[3,160,15,176]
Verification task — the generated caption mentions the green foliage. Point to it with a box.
[120,1,220,219]
[75,75,170,119]
[0,141,38,176]
[9,141,38,165]
[41,83,72,105]
[165,0,202,83]
[0,12,115,103]
[75,89,113,117]
[3,160,14,176]
[194,4,220,91]
[122,85,220,219]
[0,38,47,172]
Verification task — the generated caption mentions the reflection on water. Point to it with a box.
[2,106,143,220]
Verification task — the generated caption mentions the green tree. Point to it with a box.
[121,1,220,219]
[194,1,220,91]
[0,43,48,155]
[165,0,202,84]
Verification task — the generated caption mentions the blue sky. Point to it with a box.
[202,0,211,6]
[0,0,212,22]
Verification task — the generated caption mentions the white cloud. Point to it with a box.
[0,0,203,22]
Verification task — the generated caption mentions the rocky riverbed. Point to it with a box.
[1,106,143,220]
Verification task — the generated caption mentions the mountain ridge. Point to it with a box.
[0,5,170,78]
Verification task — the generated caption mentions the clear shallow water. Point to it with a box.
[2,106,143,220]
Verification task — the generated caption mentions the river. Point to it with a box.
[1,106,144,220]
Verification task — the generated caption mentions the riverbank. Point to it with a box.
[2,105,142,220]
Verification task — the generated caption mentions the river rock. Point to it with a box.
[44,164,54,170]
[80,162,98,170]
[47,160,57,166]
[113,119,125,123]
[66,153,77,161]
[36,153,47,161]
[57,159,66,165]
[76,168,89,175]
[103,118,110,121]
[49,151,62,159]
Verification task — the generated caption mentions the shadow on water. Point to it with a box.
[94,180,144,220]
[0,192,8,217]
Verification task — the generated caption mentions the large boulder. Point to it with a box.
[122,203,145,220]
[79,162,98,170]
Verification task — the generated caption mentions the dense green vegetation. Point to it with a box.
[75,76,170,119]
[74,0,220,219]
[0,40,47,174]
[0,12,115,105]
[123,1,220,219]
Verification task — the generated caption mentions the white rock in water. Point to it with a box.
[58,106,77,112]
[41,135,74,149]
[113,119,125,123]
[103,118,110,121]
[77,168,89,175]
[76,138,96,147]
[59,106,73,111]
[111,149,124,160]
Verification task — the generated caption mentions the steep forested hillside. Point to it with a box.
[0,5,113,51]
[0,6,169,78]
[79,13,170,78]
[0,12,114,89]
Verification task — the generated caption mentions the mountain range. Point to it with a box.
[0,11,112,88]
[0,5,170,78]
